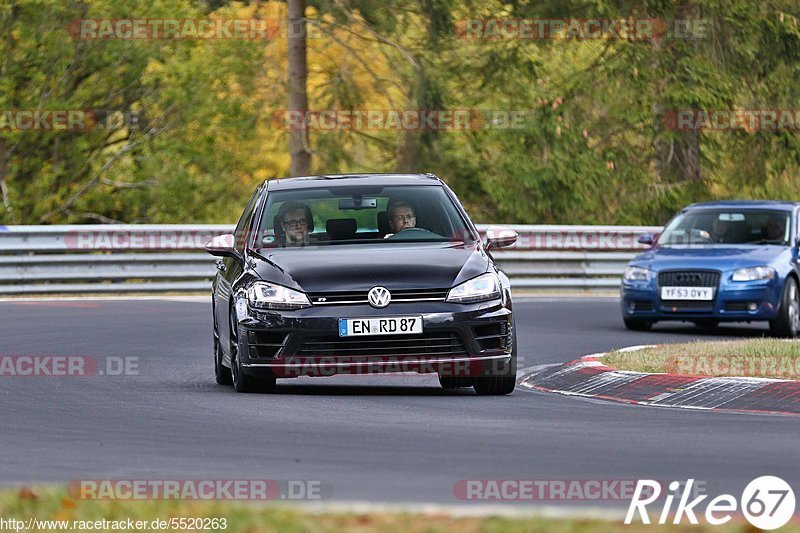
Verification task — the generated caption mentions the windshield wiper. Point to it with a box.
[746,239,785,245]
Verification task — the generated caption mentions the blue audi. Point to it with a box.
[621,201,800,337]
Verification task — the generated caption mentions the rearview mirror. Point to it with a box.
[484,226,518,250]
[338,197,378,210]
[205,234,240,260]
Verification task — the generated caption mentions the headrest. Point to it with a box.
[326,218,357,240]
[730,221,750,241]
[377,211,390,234]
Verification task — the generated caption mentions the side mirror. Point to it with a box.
[637,233,656,246]
[484,225,518,250]
[205,234,240,260]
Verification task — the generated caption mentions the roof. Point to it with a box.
[266,173,442,191]
[685,200,799,211]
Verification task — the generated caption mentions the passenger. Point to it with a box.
[763,215,785,242]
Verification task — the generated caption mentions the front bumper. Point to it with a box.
[234,299,513,378]
[621,276,783,321]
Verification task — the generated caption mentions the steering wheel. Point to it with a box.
[386,227,440,240]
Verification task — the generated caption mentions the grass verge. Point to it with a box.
[2,487,795,532]
[603,339,800,379]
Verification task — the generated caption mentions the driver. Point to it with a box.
[387,201,417,234]
[710,218,732,243]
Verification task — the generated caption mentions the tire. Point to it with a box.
[693,319,719,330]
[214,328,232,385]
[438,375,472,389]
[624,318,654,331]
[230,308,277,393]
[770,277,800,338]
[473,319,517,396]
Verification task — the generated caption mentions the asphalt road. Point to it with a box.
[1,297,797,509]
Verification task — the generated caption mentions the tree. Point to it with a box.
[3,0,799,225]
[287,0,311,176]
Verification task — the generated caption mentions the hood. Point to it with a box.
[249,242,489,292]
[633,245,790,271]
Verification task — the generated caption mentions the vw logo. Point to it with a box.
[367,286,391,308]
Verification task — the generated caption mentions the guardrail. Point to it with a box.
[0,224,661,294]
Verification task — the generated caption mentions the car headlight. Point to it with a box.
[732,266,775,281]
[623,266,652,282]
[247,281,311,310]
[447,273,501,303]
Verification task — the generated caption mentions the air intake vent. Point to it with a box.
[658,271,720,288]
[247,331,288,358]
[295,332,466,357]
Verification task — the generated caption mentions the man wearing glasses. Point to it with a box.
[276,201,314,246]
[386,201,417,235]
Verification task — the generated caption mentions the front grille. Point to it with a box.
[247,331,288,358]
[473,322,509,351]
[308,288,449,305]
[296,331,467,358]
[661,300,715,312]
[725,301,751,312]
[632,301,654,312]
[658,270,720,313]
[658,270,720,287]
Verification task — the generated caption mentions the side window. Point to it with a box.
[234,188,261,251]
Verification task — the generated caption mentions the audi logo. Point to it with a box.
[367,286,391,308]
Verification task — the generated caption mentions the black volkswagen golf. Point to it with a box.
[207,173,518,394]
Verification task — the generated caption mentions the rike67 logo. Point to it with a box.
[626,476,796,529]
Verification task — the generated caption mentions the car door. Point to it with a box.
[215,186,262,361]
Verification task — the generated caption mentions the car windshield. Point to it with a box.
[254,184,477,249]
[659,209,791,246]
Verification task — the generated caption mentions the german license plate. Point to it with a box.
[338,316,423,337]
[660,287,713,300]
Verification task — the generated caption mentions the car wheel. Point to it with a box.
[693,319,719,330]
[473,319,517,396]
[624,318,654,331]
[214,326,232,385]
[770,277,800,338]
[230,308,276,393]
[438,375,472,389]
